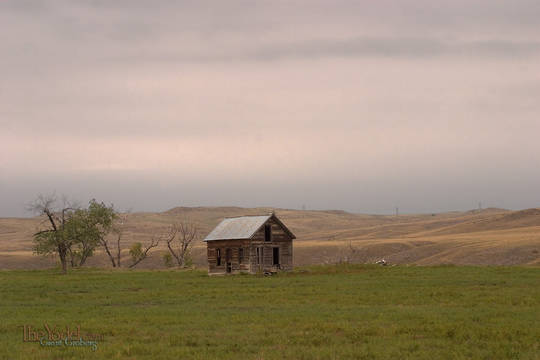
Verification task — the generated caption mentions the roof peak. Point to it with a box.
[204,212,295,241]
[223,213,273,219]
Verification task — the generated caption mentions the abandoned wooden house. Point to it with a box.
[204,213,295,275]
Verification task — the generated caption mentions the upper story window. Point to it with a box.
[264,224,272,242]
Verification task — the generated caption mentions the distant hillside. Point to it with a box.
[0,206,538,269]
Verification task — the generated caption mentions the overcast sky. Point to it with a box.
[1,0,540,217]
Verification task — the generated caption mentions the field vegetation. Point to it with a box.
[1,264,539,359]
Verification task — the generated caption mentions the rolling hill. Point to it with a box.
[0,206,538,269]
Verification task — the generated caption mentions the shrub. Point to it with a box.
[163,252,173,268]
[129,242,143,263]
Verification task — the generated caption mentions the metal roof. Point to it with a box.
[203,215,272,241]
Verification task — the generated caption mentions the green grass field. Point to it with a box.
[1,265,539,359]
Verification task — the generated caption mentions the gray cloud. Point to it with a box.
[3,1,540,64]
[103,38,540,64]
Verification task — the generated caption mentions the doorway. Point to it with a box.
[273,247,280,267]
[226,248,232,273]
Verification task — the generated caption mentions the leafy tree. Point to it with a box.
[64,209,99,267]
[86,200,119,267]
[30,195,117,273]
[29,195,77,274]
[66,200,117,267]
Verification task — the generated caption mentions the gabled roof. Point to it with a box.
[203,213,296,241]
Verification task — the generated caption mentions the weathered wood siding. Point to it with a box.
[248,217,293,273]
[206,239,251,275]
[206,216,294,274]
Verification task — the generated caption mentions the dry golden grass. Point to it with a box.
[0,206,538,269]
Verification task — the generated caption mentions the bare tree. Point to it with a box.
[114,224,123,268]
[128,236,160,268]
[336,239,358,264]
[101,212,129,268]
[165,220,199,268]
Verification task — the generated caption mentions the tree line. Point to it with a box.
[28,194,198,274]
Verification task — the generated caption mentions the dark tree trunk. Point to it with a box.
[116,238,121,268]
[102,240,117,267]
[58,244,68,274]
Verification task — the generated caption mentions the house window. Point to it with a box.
[264,224,272,242]
[238,248,244,263]
[216,248,221,266]
[256,247,260,265]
